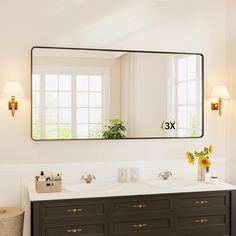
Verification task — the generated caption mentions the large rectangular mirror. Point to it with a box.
[31,47,204,140]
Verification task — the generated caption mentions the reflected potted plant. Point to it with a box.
[185,145,213,181]
[102,119,127,139]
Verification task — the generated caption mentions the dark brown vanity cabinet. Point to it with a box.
[31,198,108,236]
[109,195,173,236]
[31,191,236,236]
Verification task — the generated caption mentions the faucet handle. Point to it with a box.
[159,171,173,180]
[90,174,96,181]
[81,174,96,184]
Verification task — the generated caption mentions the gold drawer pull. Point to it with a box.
[133,204,147,209]
[195,200,208,205]
[67,208,82,213]
[67,228,82,233]
[195,219,208,223]
[133,223,148,228]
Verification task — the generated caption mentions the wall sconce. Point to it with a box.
[211,85,230,116]
[1,82,24,117]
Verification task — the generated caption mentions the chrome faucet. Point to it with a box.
[159,171,173,180]
[81,174,96,184]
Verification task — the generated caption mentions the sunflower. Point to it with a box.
[186,151,195,165]
[209,144,213,154]
[198,155,211,169]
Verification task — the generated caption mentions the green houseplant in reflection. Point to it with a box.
[102,119,127,139]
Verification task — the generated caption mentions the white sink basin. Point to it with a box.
[148,179,201,189]
[64,182,121,193]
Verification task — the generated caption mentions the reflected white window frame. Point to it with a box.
[75,67,110,139]
[169,55,202,137]
[32,66,110,139]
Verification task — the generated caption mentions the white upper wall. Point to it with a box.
[227,0,236,184]
[0,0,229,168]
[232,1,236,165]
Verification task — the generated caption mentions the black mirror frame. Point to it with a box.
[31,46,204,141]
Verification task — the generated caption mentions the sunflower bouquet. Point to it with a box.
[185,145,213,169]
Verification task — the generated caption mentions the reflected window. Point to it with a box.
[172,55,202,137]
[32,48,203,140]
[76,75,103,139]
[32,71,106,140]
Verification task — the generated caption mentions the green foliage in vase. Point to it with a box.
[102,119,127,139]
[185,145,213,169]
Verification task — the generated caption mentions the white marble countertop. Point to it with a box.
[28,179,236,202]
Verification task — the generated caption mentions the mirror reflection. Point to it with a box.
[32,48,203,140]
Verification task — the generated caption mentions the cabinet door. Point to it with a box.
[31,199,108,236]
[175,191,230,235]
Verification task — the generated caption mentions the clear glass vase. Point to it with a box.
[197,166,206,181]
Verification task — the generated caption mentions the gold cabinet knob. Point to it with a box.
[67,228,82,233]
[133,223,148,228]
[195,200,208,205]
[195,219,208,223]
[67,208,82,213]
[133,204,147,209]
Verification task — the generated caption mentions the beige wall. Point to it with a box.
[0,0,229,167]
[233,3,236,183]
[228,0,236,184]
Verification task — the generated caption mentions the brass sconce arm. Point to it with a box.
[8,96,18,117]
[211,98,223,116]
[211,85,230,117]
[1,82,24,117]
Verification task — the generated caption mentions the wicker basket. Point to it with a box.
[35,177,62,193]
[0,207,24,236]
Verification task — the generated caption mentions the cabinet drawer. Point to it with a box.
[111,197,171,214]
[44,223,105,236]
[41,200,106,220]
[176,212,229,235]
[176,232,229,236]
[112,217,172,234]
[176,192,229,210]
[178,214,226,228]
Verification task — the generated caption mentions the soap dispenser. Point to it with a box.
[38,171,46,182]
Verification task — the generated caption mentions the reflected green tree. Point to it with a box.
[59,126,71,139]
